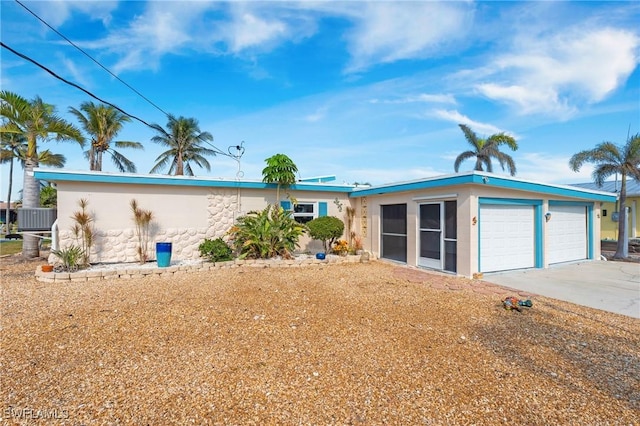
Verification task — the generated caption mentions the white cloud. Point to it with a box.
[475,27,640,117]
[370,93,456,105]
[432,109,506,136]
[25,0,118,27]
[516,152,594,184]
[344,2,474,72]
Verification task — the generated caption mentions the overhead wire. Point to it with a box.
[1,41,154,128]
[13,0,170,118]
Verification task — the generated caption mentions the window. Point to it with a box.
[281,201,328,223]
[293,203,315,224]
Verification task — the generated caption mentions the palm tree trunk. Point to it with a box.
[614,174,628,259]
[5,158,13,232]
[21,158,41,258]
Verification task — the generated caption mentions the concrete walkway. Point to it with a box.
[483,261,640,319]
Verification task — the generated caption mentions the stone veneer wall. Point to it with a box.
[51,188,239,264]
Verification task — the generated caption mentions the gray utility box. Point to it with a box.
[17,208,57,232]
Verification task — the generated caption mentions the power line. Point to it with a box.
[1,41,154,128]
[14,0,170,117]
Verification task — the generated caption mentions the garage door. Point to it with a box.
[547,205,587,264]
[480,205,535,272]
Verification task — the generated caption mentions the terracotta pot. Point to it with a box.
[41,264,54,273]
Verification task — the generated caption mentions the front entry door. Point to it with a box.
[419,203,442,269]
[419,201,457,272]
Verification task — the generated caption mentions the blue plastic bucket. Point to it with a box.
[156,242,172,267]
[315,252,326,260]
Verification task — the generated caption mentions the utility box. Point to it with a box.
[17,208,57,232]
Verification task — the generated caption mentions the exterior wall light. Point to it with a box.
[545,212,552,222]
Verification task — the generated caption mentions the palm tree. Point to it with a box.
[0,129,26,229]
[569,134,640,259]
[454,124,519,176]
[149,115,216,176]
[262,153,298,203]
[69,101,143,172]
[0,91,83,258]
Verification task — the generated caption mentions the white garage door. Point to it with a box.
[547,205,587,264]
[480,205,535,272]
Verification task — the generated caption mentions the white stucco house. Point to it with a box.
[33,168,616,278]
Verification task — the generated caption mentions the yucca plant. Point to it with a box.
[130,199,154,264]
[228,204,306,259]
[71,198,94,266]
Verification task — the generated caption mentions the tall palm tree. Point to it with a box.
[454,124,519,176]
[0,129,26,228]
[0,91,83,258]
[569,134,640,259]
[149,115,216,176]
[69,101,143,172]
[262,153,298,203]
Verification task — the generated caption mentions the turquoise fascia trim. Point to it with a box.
[33,170,354,193]
[478,197,543,206]
[351,174,476,197]
[299,175,336,183]
[350,172,616,202]
[477,197,544,270]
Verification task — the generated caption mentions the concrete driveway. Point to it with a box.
[484,260,640,319]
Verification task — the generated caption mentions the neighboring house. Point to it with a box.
[0,202,18,225]
[33,168,615,278]
[571,180,640,240]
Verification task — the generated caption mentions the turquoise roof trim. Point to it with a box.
[351,171,616,202]
[33,169,355,193]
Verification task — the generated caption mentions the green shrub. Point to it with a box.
[307,216,344,252]
[198,238,233,262]
[228,204,306,259]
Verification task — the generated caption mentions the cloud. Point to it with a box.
[344,2,474,73]
[432,109,507,136]
[24,0,118,27]
[474,27,640,117]
[516,152,595,184]
[370,93,456,105]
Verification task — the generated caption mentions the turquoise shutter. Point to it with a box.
[280,201,291,211]
[318,202,328,217]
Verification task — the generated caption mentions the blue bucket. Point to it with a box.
[156,242,172,267]
[315,252,326,260]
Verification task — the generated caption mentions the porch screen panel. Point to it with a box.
[444,200,457,273]
[381,204,407,263]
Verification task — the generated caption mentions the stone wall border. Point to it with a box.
[35,254,372,283]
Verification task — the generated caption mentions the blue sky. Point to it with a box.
[1,0,639,201]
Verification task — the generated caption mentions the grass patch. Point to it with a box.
[0,240,22,256]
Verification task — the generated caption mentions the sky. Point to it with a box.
[1,0,639,201]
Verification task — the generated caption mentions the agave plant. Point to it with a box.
[51,245,85,272]
[228,204,306,259]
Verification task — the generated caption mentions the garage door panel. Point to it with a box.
[547,205,587,264]
[480,205,535,272]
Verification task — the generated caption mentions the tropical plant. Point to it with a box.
[454,124,518,176]
[130,199,154,264]
[70,198,95,265]
[40,184,57,208]
[51,245,84,272]
[332,239,349,256]
[69,101,143,172]
[149,114,216,176]
[0,129,25,228]
[227,204,306,259]
[307,216,344,253]
[569,134,640,259]
[0,91,83,258]
[198,238,233,262]
[262,153,298,203]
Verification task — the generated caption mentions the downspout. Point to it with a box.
[51,219,59,251]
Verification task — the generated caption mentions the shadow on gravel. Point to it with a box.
[472,298,640,413]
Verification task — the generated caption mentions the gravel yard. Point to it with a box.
[1,256,639,425]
